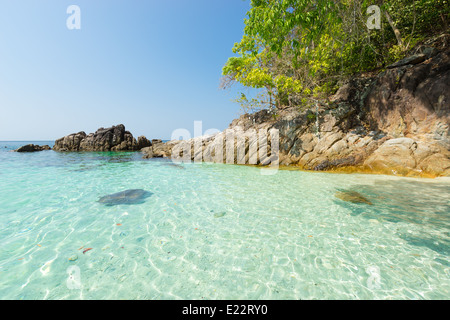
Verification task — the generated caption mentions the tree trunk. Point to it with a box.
[441,13,448,31]
[384,10,403,49]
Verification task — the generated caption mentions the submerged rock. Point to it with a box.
[98,189,153,206]
[68,254,78,262]
[335,190,373,205]
[213,212,227,218]
[15,144,51,152]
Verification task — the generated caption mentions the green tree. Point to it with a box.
[222,0,449,113]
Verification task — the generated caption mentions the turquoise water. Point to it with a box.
[0,141,449,300]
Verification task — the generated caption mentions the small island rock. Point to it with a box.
[15,144,51,152]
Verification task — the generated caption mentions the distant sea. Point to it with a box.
[0,140,170,152]
[0,141,55,152]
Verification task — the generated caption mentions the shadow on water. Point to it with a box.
[18,150,186,172]
[71,163,106,172]
[334,179,450,257]
[78,152,142,163]
[145,157,186,169]
[160,162,185,169]
[57,152,145,172]
[67,152,187,172]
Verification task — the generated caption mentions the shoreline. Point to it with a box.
[210,162,449,179]
[5,139,448,179]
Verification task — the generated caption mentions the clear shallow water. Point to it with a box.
[0,141,449,300]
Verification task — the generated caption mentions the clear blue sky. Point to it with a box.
[0,0,253,140]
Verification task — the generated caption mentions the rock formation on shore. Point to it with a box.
[15,144,51,152]
[142,37,450,177]
[53,124,152,152]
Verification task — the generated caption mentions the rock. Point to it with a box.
[15,144,51,152]
[335,190,373,205]
[141,146,153,159]
[137,136,152,150]
[98,189,153,206]
[320,114,337,132]
[413,142,437,164]
[81,125,134,151]
[53,125,150,152]
[213,212,227,218]
[152,139,163,145]
[364,138,418,171]
[314,156,358,171]
[300,133,318,153]
[417,153,450,175]
[68,254,78,262]
[327,139,349,157]
[412,46,439,59]
[139,44,450,177]
[53,132,87,152]
[314,132,345,154]
[387,54,427,69]
[329,83,352,102]
[383,137,417,147]
[151,140,179,158]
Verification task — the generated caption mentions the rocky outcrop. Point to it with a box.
[15,144,51,152]
[137,136,152,150]
[143,37,450,177]
[53,124,151,152]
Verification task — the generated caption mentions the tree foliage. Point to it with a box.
[222,0,449,112]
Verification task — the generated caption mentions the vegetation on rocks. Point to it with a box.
[222,0,449,112]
